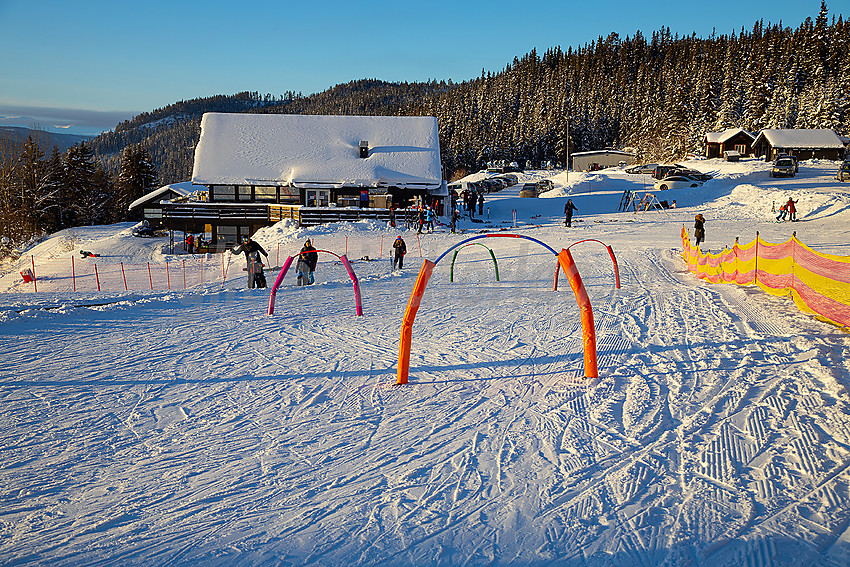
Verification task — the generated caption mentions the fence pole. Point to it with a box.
[166,261,171,290]
[31,255,37,292]
[222,251,231,287]
[148,262,153,290]
[72,255,76,292]
[416,233,422,257]
[754,231,759,286]
[277,243,280,267]
[183,259,186,289]
[346,236,348,256]
[121,262,128,291]
[200,256,204,286]
[94,264,101,291]
[380,235,383,258]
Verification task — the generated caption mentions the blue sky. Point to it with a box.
[0,0,833,136]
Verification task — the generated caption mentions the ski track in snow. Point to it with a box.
[2,162,850,566]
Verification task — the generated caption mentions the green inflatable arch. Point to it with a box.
[449,242,499,283]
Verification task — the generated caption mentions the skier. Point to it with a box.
[694,214,706,247]
[776,201,788,221]
[232,235,268,289]
[296,239,318,286]
[564,199,578,227]
[388,206,396,228]
[392,236,407,270]
[425,207,435,233]
[451,207,459,233]
[477,194,484,217]
[185,233,194,254]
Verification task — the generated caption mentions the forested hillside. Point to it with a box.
[2,4,847,248]
[88,3,849,183]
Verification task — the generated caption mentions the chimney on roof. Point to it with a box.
[359,141,369,158]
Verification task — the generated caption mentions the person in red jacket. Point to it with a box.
[786,197,799,222]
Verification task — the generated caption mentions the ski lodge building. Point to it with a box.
[159,113,446,247]
[703,128,755,159]
[752,129,845,161]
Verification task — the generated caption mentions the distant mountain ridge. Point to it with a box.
[0,126,92,153]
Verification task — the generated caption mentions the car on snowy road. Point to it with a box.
[653,175,704,191]
[771,157,796,178]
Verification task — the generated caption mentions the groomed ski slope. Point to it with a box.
[1,158,850,566]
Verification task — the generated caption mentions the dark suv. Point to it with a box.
[771,157,796,178]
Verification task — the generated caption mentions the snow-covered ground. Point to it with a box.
[2,158,850,566]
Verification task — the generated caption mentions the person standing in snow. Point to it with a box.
[296,239,318,285]
[392,236,407,270]
[693,214,706,247]
[388,206,396,228]
[477,194,484,217]
[564,199,578,227]
[786,197,799,222]
[451,207,459,233]
[232,235,268,289]
[185,233,194,254]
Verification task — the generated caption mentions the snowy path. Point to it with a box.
[2,230,850,566]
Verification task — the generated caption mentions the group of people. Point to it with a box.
[184,233,207,254]
[232,236,269,289]
[461,190,484,219]
[776,197,799,222]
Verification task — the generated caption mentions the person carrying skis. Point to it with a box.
[232,235,268,289]
[296,239,318,285]
[693,214,706,247]
[564,199,578,227]
[392,236,407,270]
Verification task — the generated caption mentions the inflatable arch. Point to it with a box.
[267,249,363,316]
[397,234,620,384]
[450,242,500,283]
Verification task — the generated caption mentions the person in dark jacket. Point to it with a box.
[694,214,706,247]
[564,199,578,227]
[297,239,318,285]
[392,236,407,270]
[232,236,268,288]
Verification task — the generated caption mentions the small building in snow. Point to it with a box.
[703,128,755,159]
[571,150,635,171]
[162,113,446,246]
[752,129,845,162]
[128,182,200,226]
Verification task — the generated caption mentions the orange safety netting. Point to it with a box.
[681,226,850,330]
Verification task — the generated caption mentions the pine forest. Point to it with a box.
[1,3,848,246]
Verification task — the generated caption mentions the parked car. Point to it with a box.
[771,157,796,178]
[653,164,688,179]
[626,163,659,174]
[777,154,799,172]
[519,183,538,198]
[672,168,712,181]
[836,160,850,182]
[536,179,554,193]
[653,175,704,191]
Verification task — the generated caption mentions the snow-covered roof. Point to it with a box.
[754,129,844,149]
[191,113,442,190]
[705,127,754,144]
[571,149,635,157]
[128,182,198,210]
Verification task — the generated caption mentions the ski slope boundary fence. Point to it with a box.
[681,226,850,330]
[11,254,241,293]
